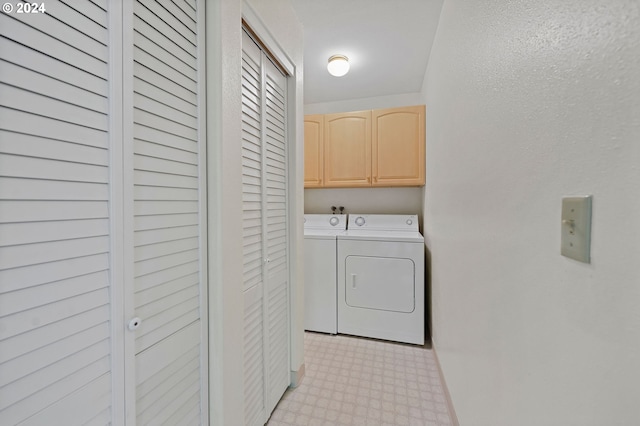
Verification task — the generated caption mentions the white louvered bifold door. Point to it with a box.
[263,55,289,416]
[0,2,113,425]
[0,1,207,424]
[241,29,290,425]
[241,31,267,426]
[129,1,207,425]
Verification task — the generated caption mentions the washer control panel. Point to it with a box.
[303,214,347,230]
[347,214,419,231]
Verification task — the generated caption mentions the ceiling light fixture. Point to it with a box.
[327,54,349,77]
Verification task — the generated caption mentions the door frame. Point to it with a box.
[241,0,305,390]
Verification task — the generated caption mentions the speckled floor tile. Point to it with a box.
[267,332,454,426]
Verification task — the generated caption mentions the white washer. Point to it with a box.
[337,214,424,345]
[304,214,347,334]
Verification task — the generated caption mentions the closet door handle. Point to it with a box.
[128,317,142,331]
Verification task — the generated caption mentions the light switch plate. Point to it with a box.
[561,196,592,263]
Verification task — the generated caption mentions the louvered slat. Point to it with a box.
[17,374,111,426]
[244,284,266,426]
[0,3,112,424]
[136,346,199,403]
[0,60,108,113]
[134,63,196,108]
[0,303,109,362]
[135,212,199,231]
[0,107,108,148]
[0,252,108,293]
[242,42,263,294]
[0,131,108,165]
[60,0,108,28]
[135,322,201,425]
[0,14,107,79]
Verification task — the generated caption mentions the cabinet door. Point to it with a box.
[324,111,372,187]
[304,115,324,187]
[372,105,425,186]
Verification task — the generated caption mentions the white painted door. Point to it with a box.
[262,50,290,417]
[128,1,207,424]
[0,3,114,424]
[0,1,207,424]
[241,29,290,426]
[241,29,267,426]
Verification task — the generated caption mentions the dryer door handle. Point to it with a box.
[351,273,357,289]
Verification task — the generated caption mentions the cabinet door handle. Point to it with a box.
[351,273,357,289]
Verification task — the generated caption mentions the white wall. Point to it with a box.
[305,187,423,224]
[304,92,424,115]
[206,1,303,424]
[424,1,640,425]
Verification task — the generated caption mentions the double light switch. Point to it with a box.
[561,196,592,263]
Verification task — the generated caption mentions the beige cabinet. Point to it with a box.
[303,105,425,188]
[304,115,324,187]
[324,110,372,187]
[372,105,425,186]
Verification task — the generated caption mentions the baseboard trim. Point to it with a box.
[290,363,305,388]
[432,342,460,426]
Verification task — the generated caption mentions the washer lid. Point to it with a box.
[304,229,345,239]
[340,229,424,243]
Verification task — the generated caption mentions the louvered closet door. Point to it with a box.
[241,30,266,426]
[0,3,113,425]
[263,56,289,415]
[129,1,207,425]
[241,29,290,425]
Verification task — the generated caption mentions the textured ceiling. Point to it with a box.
[291,0,444,105]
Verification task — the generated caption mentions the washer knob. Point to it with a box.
[329,216,339,226]
[355,216,365,226]
[406,218,413,226]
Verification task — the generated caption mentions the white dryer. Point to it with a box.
[337,214,424,345]
[304,214,347,334]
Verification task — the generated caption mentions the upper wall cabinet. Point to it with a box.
[372,105,425,186]
[324,110,372,187]
[303,115,324,187]
[304,105,425,188]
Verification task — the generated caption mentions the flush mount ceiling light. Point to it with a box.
[327,54,349,77]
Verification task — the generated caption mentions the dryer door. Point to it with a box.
[345,255,415,313]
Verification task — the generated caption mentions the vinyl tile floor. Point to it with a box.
[267,332,455,426]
